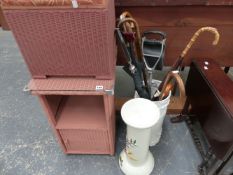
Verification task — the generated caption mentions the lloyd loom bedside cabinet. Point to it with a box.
[2,0,117,155]
[28,78,116,155]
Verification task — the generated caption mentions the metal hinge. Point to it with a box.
[95,85,114,95]
[105,89,114,95]
[23,85,31,95]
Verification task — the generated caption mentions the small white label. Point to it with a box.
[204,66,208,70]
[96,86,104,91]
[71,0,79,8]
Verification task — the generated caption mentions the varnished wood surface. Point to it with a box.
[186,58,233,159]
[193,58,233,118]
[115,0,233,6]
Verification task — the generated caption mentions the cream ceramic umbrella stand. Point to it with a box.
[119,98,160,175]
[135,80,171,146]
[149,80,171,146]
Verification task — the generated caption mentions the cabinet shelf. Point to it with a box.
[34,80,115,155]
[56,95,106,130]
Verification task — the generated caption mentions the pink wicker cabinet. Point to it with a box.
[2,0,116,79]
[2,0,117,155]
[29,78,116,155]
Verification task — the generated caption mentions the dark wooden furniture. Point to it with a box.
[115,0,233,6]
[114,1,233,113]
[116,2,233,67]
[185,58,233,175]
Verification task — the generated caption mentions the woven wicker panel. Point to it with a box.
[38,88,115,154]
[2,0,105,7]
[28,77,114,90]
[115,0,207,6]
[60,129,110,154]
[4,0,115,79]
[108,100,116,154]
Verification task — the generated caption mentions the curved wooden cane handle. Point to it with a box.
[159,71,186,102]
[117,16,149,90]
[117,18,133,34]
[118,12,134,32]
[117,18,140,41]
[120,11,133,20]
[181,27,220,58]
[117,17,143,59]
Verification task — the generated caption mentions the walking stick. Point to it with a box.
[117,11,133,34]
[174,27,219,70]
[152,27,220,100]
[117,17,149,93]
[159,71,185,101]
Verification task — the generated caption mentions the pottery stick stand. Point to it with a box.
[119,98,160,175]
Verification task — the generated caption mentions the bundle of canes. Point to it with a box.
[117,13,149,93]
[118,11,133,34]
[152,27,220,100]
[118,12,143,62]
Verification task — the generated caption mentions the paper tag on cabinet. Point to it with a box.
[71,0,79,8]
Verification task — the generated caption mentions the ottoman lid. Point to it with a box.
[121,98,160,129]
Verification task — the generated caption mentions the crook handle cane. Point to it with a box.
[119,12,133,33]
[117,18,143,62]
[159,71,186,101]
[181,27,220,58]
[153,27,220,100]
[117,17,149,90]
